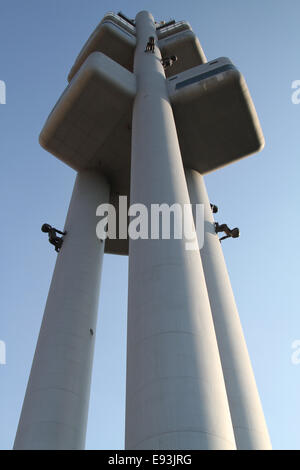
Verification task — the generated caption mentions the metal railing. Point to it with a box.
[102,12,136,36]
[157,20,191,40]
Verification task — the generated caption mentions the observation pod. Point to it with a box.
[40,53,263,255]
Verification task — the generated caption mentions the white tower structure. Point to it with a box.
[14,11,271,450]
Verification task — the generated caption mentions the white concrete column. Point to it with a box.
[125,11,236,450]
[185,168,271,450]
[14,170,110,450]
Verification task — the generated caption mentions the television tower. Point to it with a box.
[14,11,271,450]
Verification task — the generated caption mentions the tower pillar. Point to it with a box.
[125,11,236,450]
[14,171,109,450]
[185,168,271,450]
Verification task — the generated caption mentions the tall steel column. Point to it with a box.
[185,168,271,450]
[125,11,236,450]
[14,171,109,450]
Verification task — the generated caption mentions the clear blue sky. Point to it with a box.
[0,0,299,450]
